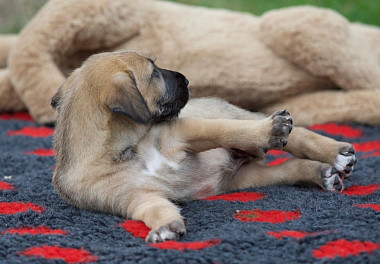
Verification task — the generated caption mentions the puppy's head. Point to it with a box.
[52,51,189,124]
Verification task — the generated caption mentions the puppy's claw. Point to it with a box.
[333,144,356,180]
[322,166,344,192]
[268,110,293,150]
[145,219,187,243]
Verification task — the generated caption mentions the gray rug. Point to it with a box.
[1,112,379,263]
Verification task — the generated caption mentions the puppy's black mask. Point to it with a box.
[152,68,189,124]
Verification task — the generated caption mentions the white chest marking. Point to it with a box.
[143,148,179,177]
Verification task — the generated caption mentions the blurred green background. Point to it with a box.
[0,0,379,34]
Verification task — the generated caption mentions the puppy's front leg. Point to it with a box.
[128,192,186,243]
[177,110,292,155]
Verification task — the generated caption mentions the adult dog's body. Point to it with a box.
[1,0,380,124]
[53,51,356,242]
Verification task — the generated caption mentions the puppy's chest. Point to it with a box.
[141,147,182,177]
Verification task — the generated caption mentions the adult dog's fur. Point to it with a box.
[1,0,380,124]
[53,51,357,242]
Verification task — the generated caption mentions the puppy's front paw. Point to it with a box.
[268,110,293,150]
[146,220,187,243]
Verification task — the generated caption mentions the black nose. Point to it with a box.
[185,78,189,86]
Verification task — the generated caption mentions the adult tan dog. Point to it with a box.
[52,51,356,242]
[1,0,380,125]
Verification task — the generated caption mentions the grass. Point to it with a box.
[0,0,379,34]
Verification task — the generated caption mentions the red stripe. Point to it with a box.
[120,220,150,239]
[150,239,221,251]
[267,230,332,239]
[354,204,380,211]
[352,140,380,152]
[19,245,98,263]
[2,226,67,235]
[25,148,55,156]
[267,230,309,239]
[267,150,288,156]
[0,181,15,190]
[204,192,266,202]
[362,150,380,158]
[342,184,380,196]
[267,157,290,166]
[310,124,363,138]
[8,127,54,137]
[0,202,45,215]
[313,239,380,259]
[235,209,301,223]
[0,112,34,121]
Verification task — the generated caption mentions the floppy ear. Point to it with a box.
[52,70,80,110]
[51,85,63,109]
[107,72,151,124]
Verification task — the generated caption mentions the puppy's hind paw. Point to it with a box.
[321,166,344,192]
[145,220,187,243]
[268,110,293,150]
[334,145,356,180]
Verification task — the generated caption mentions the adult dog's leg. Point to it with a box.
[129,192,186,243]
[259,6,380,91]
[0,69,25,112]
[227,158,343,192]
[8,0,146,123]
[260,90,380,126]
[0,35,17,68]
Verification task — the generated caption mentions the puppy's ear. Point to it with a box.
[51,85,63,109]
[52,70,79,110]
[107,72,151,124]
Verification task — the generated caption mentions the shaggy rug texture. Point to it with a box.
[0,112,379,263]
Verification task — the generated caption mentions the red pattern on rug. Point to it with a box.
[2,226,67,235]
[313,239,380,259]
[25,148,55,156]
[342,184,380,196]
[267,230,310,239]
[0,112,33,121]
[234,209,301,223]
[362,150,380,158]
[150,239,221,251]
[354,204,380,211]
[0,202,45,215]
[352,140,380,152]
[0,181,15,190]
[204,192,266,202]
[8,127,54,137]
[310,124,363,138]
[267,157,290,166]
[19,245,98,263]
[120,220,151,239]
[267,150,288,156]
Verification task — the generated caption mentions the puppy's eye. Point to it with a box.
[152,68,160,78]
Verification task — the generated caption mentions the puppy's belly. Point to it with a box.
[140,148,235,201]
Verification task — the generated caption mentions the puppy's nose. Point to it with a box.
[185,78,189,86]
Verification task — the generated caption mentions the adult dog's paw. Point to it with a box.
[268,110,293,150]
[334,144,356,180]
[145,220,187,243]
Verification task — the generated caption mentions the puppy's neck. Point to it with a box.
[106,115,151,163]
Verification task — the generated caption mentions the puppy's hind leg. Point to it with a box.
[225,158,343,192]
[128,192,187,243]
[284,127,356,181]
